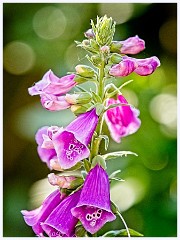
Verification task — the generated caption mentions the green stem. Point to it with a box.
[117,211,131,238]
[98,56,105,99]
[89,57,105,162]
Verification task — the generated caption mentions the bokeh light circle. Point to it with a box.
[3,41,35,75]
[33,6,66,40]
[99,3,134,24]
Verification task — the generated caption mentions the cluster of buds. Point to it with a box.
[22,15,160,237]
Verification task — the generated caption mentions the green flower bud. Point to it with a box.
[75,64,95,78]
[109,53,122,64]
[90,55,102,67]
[91,15,116,46]
[65,92,92,104]
[110,41,123,53]
[71,103,92,115]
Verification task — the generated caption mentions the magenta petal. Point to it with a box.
[109,57,137,77]
[120,35,145,54]
[134,56,160,76]
[40,94,70,111]
[71,165,116,234]
[52,131,90,169]
[52,109,98,169]
[41,190,81,237]
[28,70,76,97]
[35,126,57,168]
[21,189,63,236]
[66,108,98,145]
[105,95,141,143]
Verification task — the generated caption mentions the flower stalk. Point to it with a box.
[22,15,160,237]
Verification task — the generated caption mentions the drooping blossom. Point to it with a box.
[35,126,58,169]
[119,35,145,54]
[21,189,65,237]
[40,94,71,111]
[28,70,76,96]
[41,190,81,237]
[105,94,141,143]
[35,126,62,169]
[134,56,161,76]
[109,56,160,77]
[28,70,76,111]
[48,173,76,189]
[109,56,137,77]
[52,108,98,169]
[71,164,116,234]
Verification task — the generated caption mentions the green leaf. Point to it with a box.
[99,134,109,150]
[102,151,138,160]
[91,155,106,169]
[102,228,144,237]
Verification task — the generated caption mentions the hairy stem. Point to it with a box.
[89,57,105,162]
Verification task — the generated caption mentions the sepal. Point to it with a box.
[91,155,107,170]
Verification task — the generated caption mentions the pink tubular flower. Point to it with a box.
[120,35,145,54]
[28,70,76,111]
[71,165,116,234]
[48,173,76,189]
[41,190,81,237]
[105,94,141,143]
[35,126,63,169]
[109,57,137,77]
[134,56,161,76]
[28,70,76,96]
[52,108,98,169]
[21,189,65,236]
[40,94,70,111]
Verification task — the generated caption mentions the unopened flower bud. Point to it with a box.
[48,173,76,189]
[75,65,95,78]
[49,158,63,171]
[109,53,122,64]
[70,104,91,115]
[120,35,145,54]
[100,45,110,53]
[110,41,123,53]
[84,28,95,39]
[91,55,102,67]
[65,92,92,105]
[92,15,116,46]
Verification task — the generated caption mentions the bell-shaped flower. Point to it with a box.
[28,70,76,96]
[109,56,137,77]
[134,56,160,76]
[21,189,65,237]
[105,94,141,143]
[35,126,62,169]
[41,190,81,237]
[52,108,98,169]
[71,164,116,234]
[40,94,71,111]
[119,35,145,54]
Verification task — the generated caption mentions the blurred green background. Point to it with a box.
[3,3,177,237]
